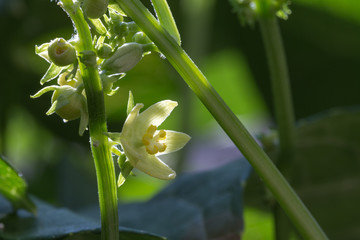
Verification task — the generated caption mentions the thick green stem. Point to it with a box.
[61,1,119,240]
[113,0,328,239]
[258,11,296,240]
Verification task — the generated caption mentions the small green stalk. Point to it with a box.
[113,0,328,239]
[61,1,119,240]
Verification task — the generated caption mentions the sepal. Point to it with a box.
[46,93,70,116]
[40,63,66,85]
[127,91,134,115]
[35,42,51,63]
[117,160,133,187]
[31,85,60,98]
[105,132,122,142]
[87,17,108,35]
[100,72,124,96]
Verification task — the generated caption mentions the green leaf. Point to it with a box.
[0,196,165,240]
[40,63,64,85]
[250,107,360,239]
[0,155,36,214]
[150,0,181,45]
[116,159,251,239]
[291,108,360,239]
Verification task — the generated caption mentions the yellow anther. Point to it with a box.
[147,125,157,135]
[157,130,166,140]
[157,142,167,152]
[142,125,167,155]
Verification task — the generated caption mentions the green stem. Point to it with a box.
[258,10,296,240]
[61,2,119,240]
[113,0,328,239]
[259,15,296,169]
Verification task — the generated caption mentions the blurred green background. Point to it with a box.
[1,0,360,239]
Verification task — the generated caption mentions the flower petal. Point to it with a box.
[122,103,143,136]
[121,140,175,180]
[135,155,176,180]
[120,140,145,167]
[157,130,191,156]
[135,100,178,135]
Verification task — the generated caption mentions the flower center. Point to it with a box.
[142,125,167,155]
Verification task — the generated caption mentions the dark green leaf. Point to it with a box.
[0,155,36,214]
[249,107,360,239]
[291,108,360,239]
[117,159,251,240]
[0,196,165,240]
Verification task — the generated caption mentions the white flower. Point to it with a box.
[118,100,190,180]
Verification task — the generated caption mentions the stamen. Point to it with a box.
[142,125,167,155]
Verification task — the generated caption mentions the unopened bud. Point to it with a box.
[51,87,86,121]
[132,32,151,44]
[101,43,143,74]
[82,0,109,19]
[96,43,113,59]
[113,22,129,39]
[48,38,76,66]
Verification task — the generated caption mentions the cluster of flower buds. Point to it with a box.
[32,1,191,184]
[90,8,158,95]
[229,0,291,26]
[33,38,88,135]
[33,5,159,135]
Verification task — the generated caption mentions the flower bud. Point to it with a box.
[51,87,86,121]
[101,43,143,74]
[82,0,109,19]
[48,38,77,66]
[113,22,129,39]
[96,43,113,59]
[132,32,151,44]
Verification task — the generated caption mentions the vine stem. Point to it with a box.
[257,3,296,239]
[61,1,119,240]
[113,0,328,239]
